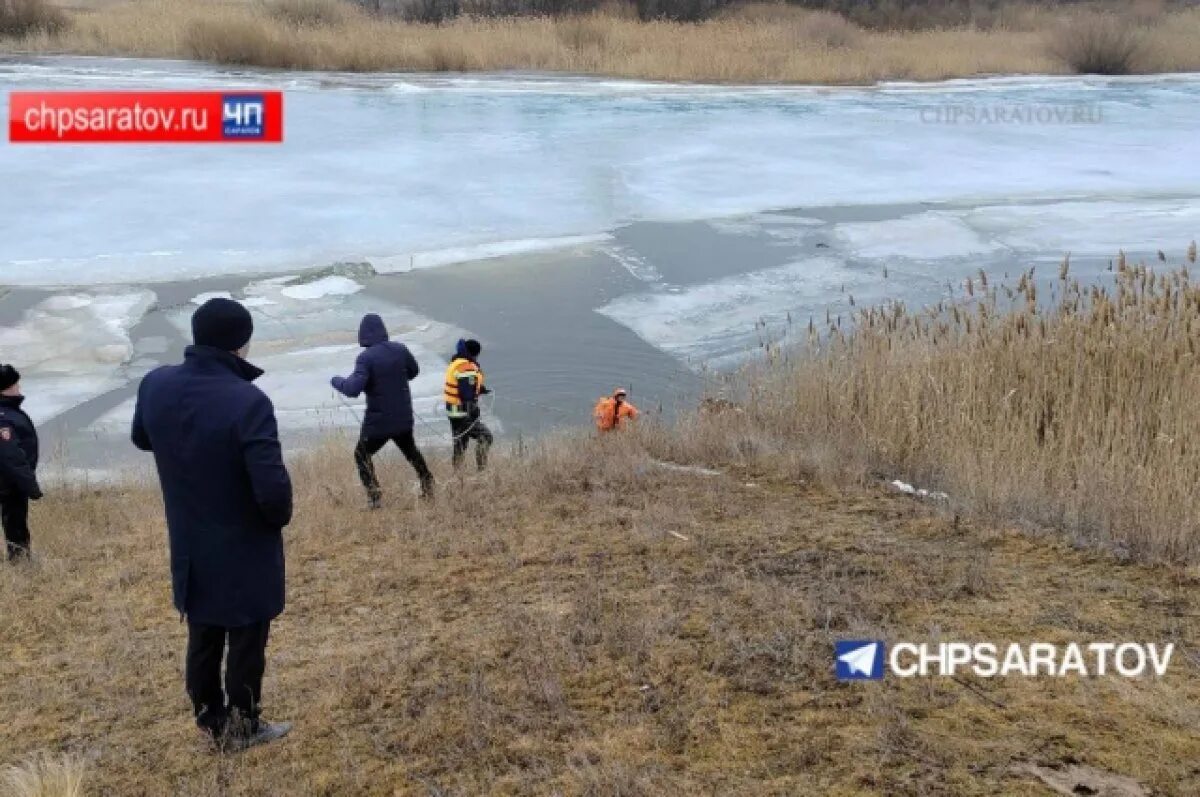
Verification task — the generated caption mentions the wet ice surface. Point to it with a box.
[2,57,1199,476]
[3,58,1200,285]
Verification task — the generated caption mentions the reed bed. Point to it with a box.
[729,245,1200,563]
[8,0,1200,82]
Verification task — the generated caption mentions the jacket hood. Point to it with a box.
[359,314,388,347]
[0,394,24,409]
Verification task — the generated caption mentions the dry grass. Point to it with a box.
[7,0,1199,82]
[6,251,1200,791]
[1047,11,1146,75]
[736,245,1200,564]
[1,753,86,797]
[0,0,68,37]
[1,420,1199,794]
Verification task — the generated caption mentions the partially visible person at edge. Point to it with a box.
[131,298,293,752]
[331,313,435,508]
[443,338,493,471]
[594,387,639,433]
[0,364,41,563]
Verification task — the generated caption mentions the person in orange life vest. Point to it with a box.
[594,387,639,432]
[443,339,493,471]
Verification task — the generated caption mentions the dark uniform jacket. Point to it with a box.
[0,395,40,500]
[131,346,293,627]
[331,314,420,438]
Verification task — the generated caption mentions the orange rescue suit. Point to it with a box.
[594,396,638,432]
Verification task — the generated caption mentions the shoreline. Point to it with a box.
[10,50,1200,89]
[9,0,1200,84]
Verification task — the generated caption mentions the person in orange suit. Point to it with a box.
[594,387,639,432]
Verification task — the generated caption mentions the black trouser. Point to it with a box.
[186,620,271,736]
[1,494,30,562]
[450,414,493,471]
[354,431,433,498]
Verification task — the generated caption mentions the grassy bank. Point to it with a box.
[730,246,1200,564]
[3,0,1200,82]
[2,426,1199,794]
[6,248,1200,792]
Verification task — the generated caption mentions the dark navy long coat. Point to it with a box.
[132,345,293,627]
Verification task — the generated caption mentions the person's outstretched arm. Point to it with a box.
[405,345,419,381]
[239,392,293,529]
[331,351,371,398]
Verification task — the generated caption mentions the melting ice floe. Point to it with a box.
[162,275,482,442]
[835,212,1004,260]
[964,199,1200,256]
[374,235,612,274]
[597,257,860,365]
[0,291,155,422]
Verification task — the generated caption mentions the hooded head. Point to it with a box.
[192,298,253,353]
[359,314,388,347]
[455,338,482,360]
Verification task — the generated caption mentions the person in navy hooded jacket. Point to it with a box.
[131,297,293,751]
[332,313,435,506]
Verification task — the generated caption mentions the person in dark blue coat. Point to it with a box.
[331,313,434,506]
[0,364,41,563]
[131,298,292,750]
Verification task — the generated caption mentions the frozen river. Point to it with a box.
[2,57,1198,478]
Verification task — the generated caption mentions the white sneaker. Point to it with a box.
[227,720,293,752]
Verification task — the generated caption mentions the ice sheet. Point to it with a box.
[278,275,363,300]
[597,257,863,365]
[375,235,612,273]
[3,58,1200,285]
[965,199,1200,256]
[835,212,1005,260]
[0,290,155,421]
[163,277,468,439]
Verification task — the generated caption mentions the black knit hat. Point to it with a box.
[192,298,254,352]
[464,339,482,357]
[0,365,19,392]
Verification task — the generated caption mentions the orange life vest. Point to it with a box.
[444,357,484,418]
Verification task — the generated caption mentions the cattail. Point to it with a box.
[1189,241,1197,264]
[1118,250,1127,272]
[1158,250,1167,263]
[1059,254,1070,281]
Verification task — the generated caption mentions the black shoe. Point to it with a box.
[367,495,382,510]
